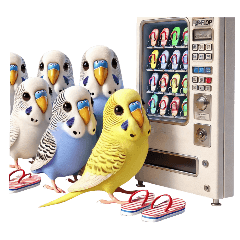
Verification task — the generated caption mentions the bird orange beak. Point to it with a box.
[94,67,108,86]
[48,68,59,85]
[10,65,18,85]
[79,107,90,125]
[36,96,48,113]
[131,108,144,128]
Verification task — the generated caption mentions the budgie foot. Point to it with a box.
[99,193,128,205]
[115,187,136,194]
[44,180,66,193]
[9,159,21,169]
[67,175,78,183]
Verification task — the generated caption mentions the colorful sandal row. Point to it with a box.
[149,73,188,94]
[149,27,188,47]
[148,94,188,117]
[121,190,186,222]
[148,50,188,70]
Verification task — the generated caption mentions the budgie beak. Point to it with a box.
[48,63,60,85]
[35,90,48,113]
[10,65,18,85]
[94,60,108,86]
[78,100,90,125]
[129,101,144,128]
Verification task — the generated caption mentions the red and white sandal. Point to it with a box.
[159,73,169,93]
[160,28,169,48]
[9,169,41,193]
[170,97,180,116]
[149,29,159,47]
[141,194,186,222]
[121,190,155,216]
[159,95,169,116]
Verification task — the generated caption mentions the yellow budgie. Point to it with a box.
[40,89,151,207]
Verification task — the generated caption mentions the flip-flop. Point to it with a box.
[121,190,155,216]
[149,50,159,69]
[160,28,169,48]
[182,98,188,116]
[148,94,158,114]
[171,27,181,47]
[159,95,169,116]
[159,50,169,70]
[170,96,180,116]
[181,74,188,94]
[141,194,186,222]
[149,73,159,92]
[182,50,188,70]
[159,73,169,93]
[170,50,181,70]
[149,29,159,47]
[182,27,188,46]
[170,73,180,93]
[9,169,41,193]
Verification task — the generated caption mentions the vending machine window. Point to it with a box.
[142,19,189,124]
[136,17,235,205]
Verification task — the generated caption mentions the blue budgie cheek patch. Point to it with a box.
[63,76,69,85]
[83,76,89,86]
[66,117,75,128]
[25,106,32,115]
[112,74,119,85]
[121,120,129,131]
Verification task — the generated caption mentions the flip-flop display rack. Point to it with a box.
[141,19,189,124]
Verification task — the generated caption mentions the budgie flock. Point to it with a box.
[9,47,151,209]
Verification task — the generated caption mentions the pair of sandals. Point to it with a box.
[149,50,188,70]
[121,190,186,222]
[149,73,170,93]
[9,169,41,193]
[159,96,188,116]
[149,27,188,47]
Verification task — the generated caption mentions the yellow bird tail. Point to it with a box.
[40,191,85,208]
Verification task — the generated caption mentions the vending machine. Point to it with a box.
[135,17,235,205]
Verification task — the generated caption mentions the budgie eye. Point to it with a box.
[112,58,118,69]
[63,62,69,71]
[39,62,44,71]
[49,87,52,95]
[22,92,31,101]
[63,102,72,112]
[21,64,26,73]
[83,61,89,71]
[114,105,124,115]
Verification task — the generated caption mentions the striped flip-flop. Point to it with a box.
[121,190,155,216]
[142,194,186,222]
[9,169,41,193]
[149,29,159,47]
